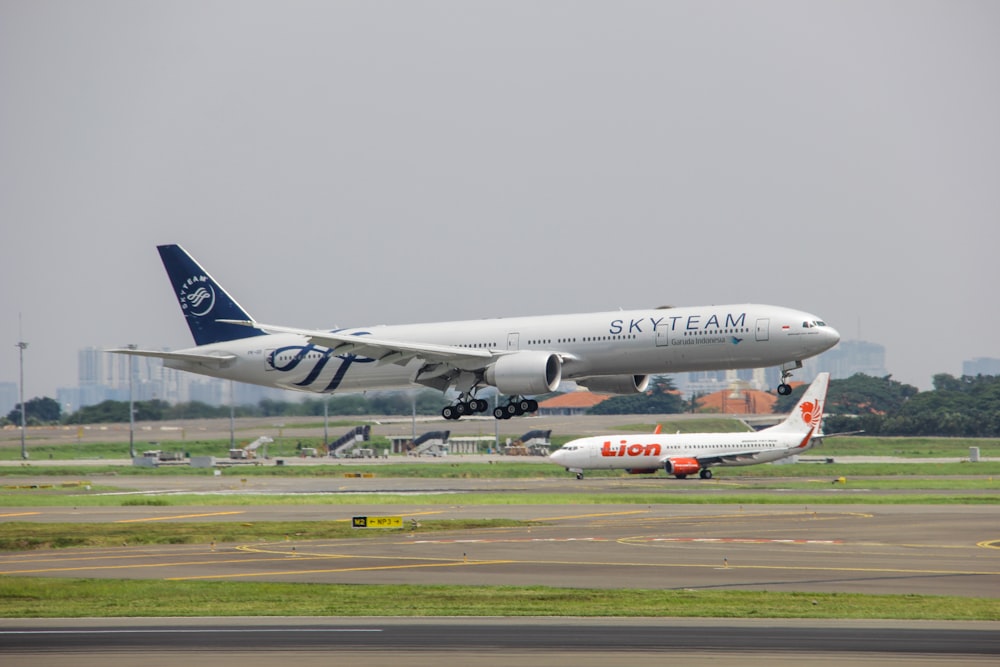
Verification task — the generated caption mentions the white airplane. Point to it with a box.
[549,372,831,479]
[110,245,839,421]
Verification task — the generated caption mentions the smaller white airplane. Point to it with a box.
[549,372,830,480]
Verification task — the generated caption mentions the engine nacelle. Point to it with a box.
[485,351,562,396]
[664,457,701,477]
[575,374,650,394]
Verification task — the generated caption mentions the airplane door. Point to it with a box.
[655,329,670,347]
[755,319,769,342]
[507,333,520,351]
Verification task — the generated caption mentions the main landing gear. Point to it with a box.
[441,396,490,420]
[492,397,539,420]
[441,393,540,421]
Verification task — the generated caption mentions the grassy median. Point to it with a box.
[1,578,996,620]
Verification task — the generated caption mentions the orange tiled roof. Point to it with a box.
[693,381,806,414]
[694,388,779,415]
[538,392,612,409]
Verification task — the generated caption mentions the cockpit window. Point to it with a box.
[802,320,825,328]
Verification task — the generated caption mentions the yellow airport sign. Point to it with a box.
[352,516,403,529]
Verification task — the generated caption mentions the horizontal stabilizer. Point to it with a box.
[107,348,237,369]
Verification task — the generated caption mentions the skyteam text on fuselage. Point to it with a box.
[549,373,831,479]
[110,245,840,420]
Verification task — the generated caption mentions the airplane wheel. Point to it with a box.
[700,469,713,479]
[576,473,583,480]
[777,383,791,395]
[493,407,508,420]
[474,399,489,413]
[505,403,519,417]
[442,406,456,420]
[526,399,538,412]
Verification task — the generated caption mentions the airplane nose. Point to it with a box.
[824,324,841,349]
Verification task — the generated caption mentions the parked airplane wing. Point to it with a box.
[218,319,497,368]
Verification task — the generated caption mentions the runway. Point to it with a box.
[2,617,999,666]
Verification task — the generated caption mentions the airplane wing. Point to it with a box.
[217,320,499,370]
[682,451,768,467]
[106,348,237,369]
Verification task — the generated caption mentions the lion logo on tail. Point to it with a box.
[799,399,823,429]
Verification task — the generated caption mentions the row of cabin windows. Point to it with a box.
[530,335,638,345]
[275,352,326,362]
[682,328,749,336]
[558,441,774,453]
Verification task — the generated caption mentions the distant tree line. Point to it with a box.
[4,373,1000,437]
[773,373,1000,437]
[1,389,455,426]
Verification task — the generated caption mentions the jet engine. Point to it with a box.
[485,351,562,395]
[663,457,701,478]
[576,374,650,394]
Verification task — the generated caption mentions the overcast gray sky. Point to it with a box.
[2,1,998,400]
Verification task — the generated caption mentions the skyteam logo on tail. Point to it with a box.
[179,275,216,317]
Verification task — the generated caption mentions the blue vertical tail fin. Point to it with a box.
[157,244,267,346]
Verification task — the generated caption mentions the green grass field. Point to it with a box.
[1,578,996,620]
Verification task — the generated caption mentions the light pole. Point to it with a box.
[126,344,136,458]
[229,380,235,450]
[16,340,27,460]
[323,395,329,446]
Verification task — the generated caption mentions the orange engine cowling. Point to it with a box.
[664,457,701,477]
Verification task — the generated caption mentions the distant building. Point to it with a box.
[51,347,300,411]
[814,340,888,379]
[963,357,1000,377]
[0,381,17,415]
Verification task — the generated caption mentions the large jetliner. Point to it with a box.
[111,245,839,421]
[549,372,830,479]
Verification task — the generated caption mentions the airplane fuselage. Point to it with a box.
[549,430,815,473]
[164,304,838,394]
